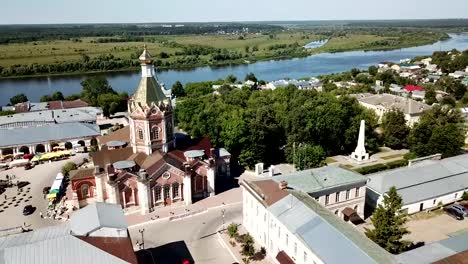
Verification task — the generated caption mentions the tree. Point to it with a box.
[424,85,437,105]
[227,223,239,239]
[368,65,378,76]
[351,68,361,78]
[171,81,186,98]
[9,93,28,105]
[241,233,255,260]
[61,161,77,176]
[381,110,409,149]
[225,74,237,84]
[80,76,116,106]
[244,72,257,83]
[294,144,326,170]
[64,142,73,150]
[365,186,411,254]
[408,105,464,158]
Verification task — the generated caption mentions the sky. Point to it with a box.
[1,0,468,24]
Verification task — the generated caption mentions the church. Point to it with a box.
[66,47,231,214]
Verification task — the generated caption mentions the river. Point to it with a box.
[1,33,468,106]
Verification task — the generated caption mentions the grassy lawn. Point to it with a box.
[380,154,404,160]
[343,164,354,169]
[325,157,337,164]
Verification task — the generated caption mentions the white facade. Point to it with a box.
[242,186,323,264]
[316,186,366,219]
[367,187,466,214]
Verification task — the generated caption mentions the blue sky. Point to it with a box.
[1,0,468,24]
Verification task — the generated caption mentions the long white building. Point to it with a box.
[241,179,395,264]
[366,154,468,214]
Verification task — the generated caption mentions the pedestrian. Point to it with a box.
[39,212,43,219]
[4,194,6,200]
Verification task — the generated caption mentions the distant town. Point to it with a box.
[1,18,468,264]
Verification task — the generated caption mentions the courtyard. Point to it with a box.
[0,153,88,232]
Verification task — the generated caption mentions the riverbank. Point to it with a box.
[0,31,449,79]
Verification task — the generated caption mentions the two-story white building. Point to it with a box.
[262,165,368,222]
[241,179,395,264]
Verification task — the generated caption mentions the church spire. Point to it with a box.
[131,45,167,107]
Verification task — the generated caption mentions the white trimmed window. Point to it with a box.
[346,189,350,200]
[154,186,161,201]
[335,192,340,202]
[355,187,360,197]
[152,127,159,140]
[325,194,330,205]
[172,183,179,197]
[164,185,170,199]
[137,128,144,140]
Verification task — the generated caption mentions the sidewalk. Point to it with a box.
[126,187,242,227]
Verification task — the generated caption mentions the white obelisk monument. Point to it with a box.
[351,120,369,162]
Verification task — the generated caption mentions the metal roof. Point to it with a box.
[106,140,127,148]
[113,160,136,170]
[396,232,468,263]
[269,191,395,264]
[0,107,100,128]
[270,165,367,194]
[184,150,205,158]
[70,203,128,236]
[0,123,101,148]
[367,154,468,204]
[0,224,128,264]
[131,77,167,106]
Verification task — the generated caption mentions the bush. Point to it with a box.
[355,159,408,175]
[227,223,238,239]
[462,191,468,201]
[61,161,77,176]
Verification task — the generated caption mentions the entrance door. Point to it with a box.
[419,203,424,211]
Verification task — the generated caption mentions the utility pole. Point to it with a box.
[139,228,145,250]
[221,209,226,231]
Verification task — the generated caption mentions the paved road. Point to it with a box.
[0,154,88,231]
[129,202,242,264]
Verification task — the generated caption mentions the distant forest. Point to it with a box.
[0,23,282,44]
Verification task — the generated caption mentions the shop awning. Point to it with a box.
[276,250,295,264]
[342,207,357,217]
[49,189,59,194]
[46,193,57,199]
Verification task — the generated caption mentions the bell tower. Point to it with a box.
[128,45,174,155]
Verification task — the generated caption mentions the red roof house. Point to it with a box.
[403,85,424,92]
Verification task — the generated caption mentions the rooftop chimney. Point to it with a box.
[94,165,100,174]
[255,163,264,176]
[269,165,275,177]
[138,169,148,180]
[279,180,288,190]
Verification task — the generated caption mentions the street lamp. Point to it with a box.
[138,228,145,250]
[221,209,226,231]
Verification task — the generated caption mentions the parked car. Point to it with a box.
[22,205,35,216]
[444,207,464,220]
[451,204,468,216]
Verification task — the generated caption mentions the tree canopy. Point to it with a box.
[171,81,186,98]
[175,84,380,168]
[408,105,464,158]
[381,109,409,149]
[9,93,28,105]
[365,186,411,254]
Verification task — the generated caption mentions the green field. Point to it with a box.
[0,30,449,77]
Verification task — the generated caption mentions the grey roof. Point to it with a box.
[0,123,101,148]
[352,93,431,115]
[70,203,127,236]
[113,160,136,170]
[218,147,231,157]
[0,107,100,129]
[396,232,468,264]
[367,154,468,204]
[184,150,205,158]
[0,223,128,264]
[269,191,395,264]
[106,140,127,148]
[269,165,367,194]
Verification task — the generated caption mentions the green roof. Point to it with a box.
[269,165,367,194]
[132,77,167,106]
[291,191,396,264]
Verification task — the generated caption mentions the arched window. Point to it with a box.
[172,183,179,198]
[152,127,159,140]
[81,184,90,198]
[137,128,143,140]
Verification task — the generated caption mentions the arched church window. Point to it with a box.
[81,184,90,198]
[137,128,143,140]
[152,127,159,140]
